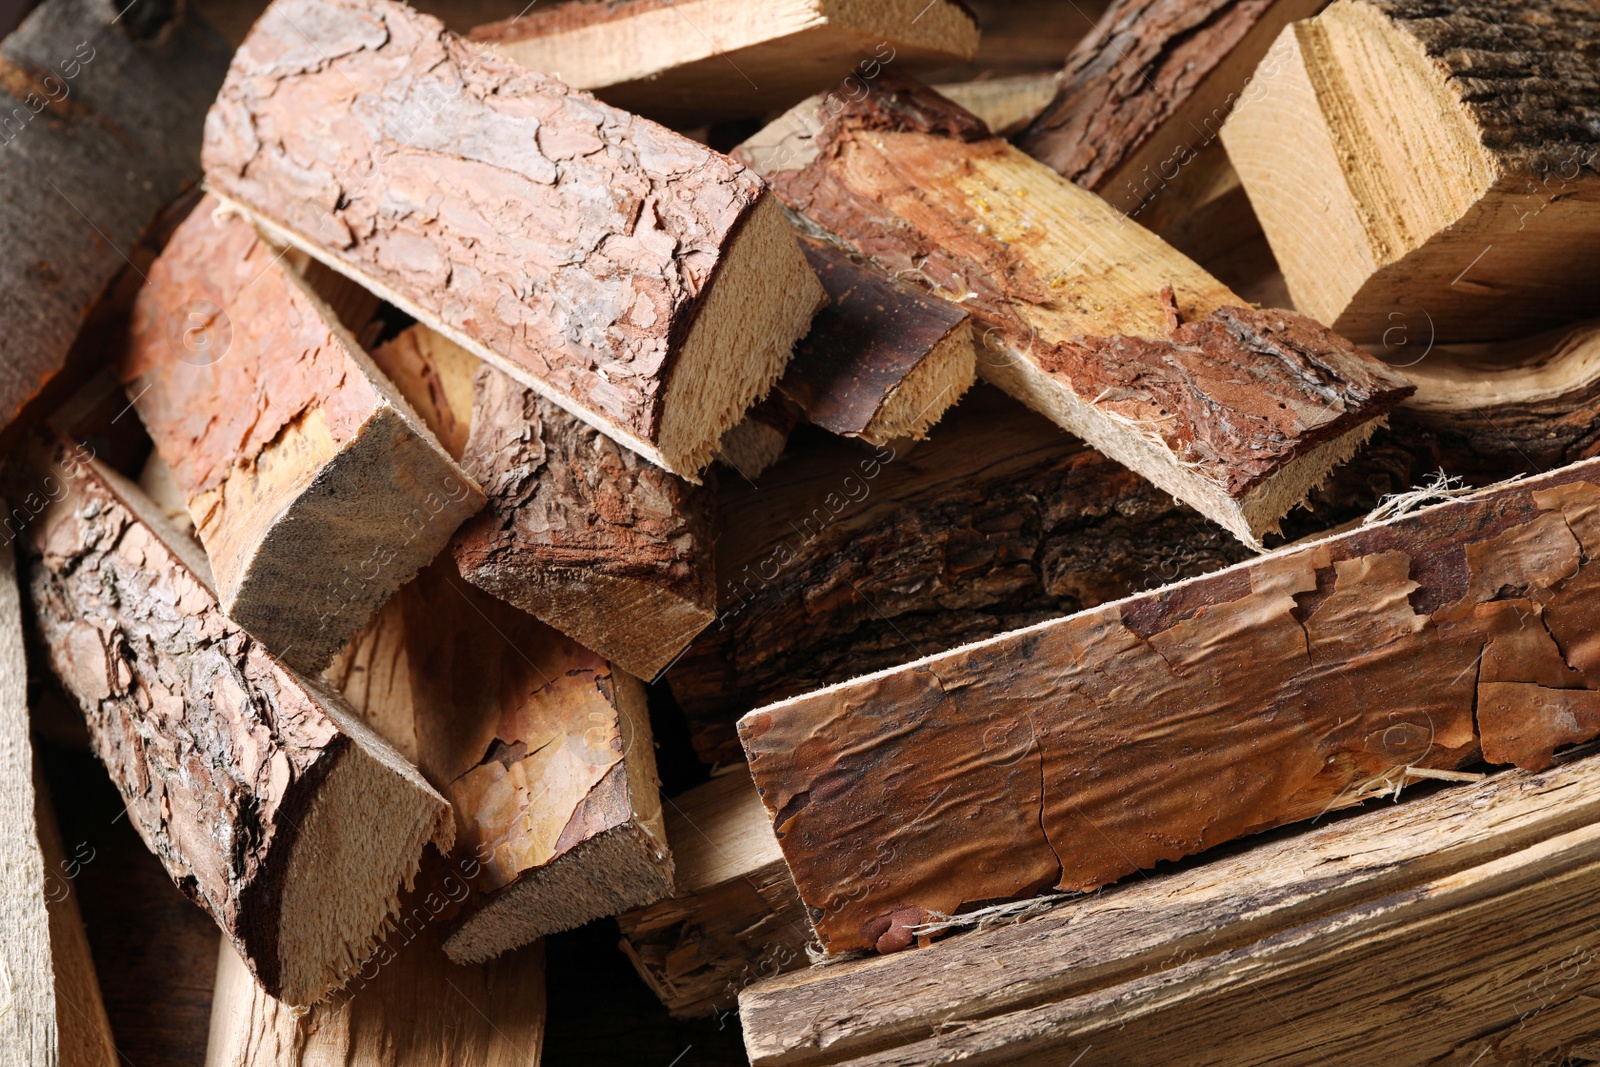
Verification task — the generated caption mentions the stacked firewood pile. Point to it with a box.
[5,0,1600,1063]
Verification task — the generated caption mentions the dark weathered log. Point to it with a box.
[122,197,483,674]
[738,748,1600,1067]
[741,452,1600,955]
[469,0,980,125]
[1018,0,1326,232]
[668,386,1252,766]
[20,441,453,1005]
[617,770,810,1019]
[367,324,718,681]
[1222,0,1600,343]
[203,0,825,479]
[329,559,673,963]
[0,0,230,439]
[776,242,975,447]
[735,75,1413,546]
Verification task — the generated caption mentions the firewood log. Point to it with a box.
[737,747,1600,1066]
[19,441,453,1005]
[121,197,483,674]
[368,325,717,682]
[741,452,1600,955]
[1221,0,1600,342]
[735,74,1413,546]
[329,560,672,962]
[469,0,980,125]
[203,0,826,480]
[934,73,1061,138]
[0,0,229,439]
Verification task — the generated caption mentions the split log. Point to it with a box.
[368,325,718,682]
[776,243,975,447]
[1018,0,1326,233]
[0,0,229,438]
[735,75,1413,546]
[669,386,1252,766]
[737,747,1600,1066]
[740,451,1600,955]
[1,533,117,1066]
[122,198,483,673]
[203,0,826,480]
[20,441,454,1005]
[934,73,1060,138]
[329,559,673,963]
[1221,0,1600,343]
[617,770,810,1019]
[716,395,803,481]
[468,0,979,125]
[206,928,545,1065]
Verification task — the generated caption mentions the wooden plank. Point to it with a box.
[203,0,825,480]
[368,325,718,681]
[740,452,1600,955]
[738,747,1600,1066]
[669,386,1252,766]
[19,439,453,1005]
[735,74,1413,546]
[617,770,810,1019]
[1221,0,1600,343]
[469,0,980,124]
[0,0,230,439]
[122,197,484,674]
[329,559,672,963]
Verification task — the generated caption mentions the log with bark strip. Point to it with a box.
[740,452,1600,955]
[368,325,718,682]
[735,74,1413,546]
[0,0,230,441]
[202,0,825,480]
[670,386,1252,766]
[121,197,484,674]
[1222,0,1600,343]
[328,558,672,962]
[469,0,981,124]
[737,747,1600,1067]
[17,439,453,1005]
[1018,0,1327,235]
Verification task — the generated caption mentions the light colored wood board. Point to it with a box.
[203,0,825,479]
[933,73,1060,137]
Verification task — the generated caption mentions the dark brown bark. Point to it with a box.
[740,452,1600,955]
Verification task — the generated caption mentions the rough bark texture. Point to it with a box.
[777,242,974,445]
[329,558,673,963]
[0,0,230,438]
[741,453,1600,955]
[20,441,452,1004]
[122,197,483,674]
[1019,0,1326,226]
[737,748,1600,1067]
[451,356,717,681]
[735,74,1412,544]
[203,0,823,477]
[669,387,1253,766]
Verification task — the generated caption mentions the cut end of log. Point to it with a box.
[716,394,803,480]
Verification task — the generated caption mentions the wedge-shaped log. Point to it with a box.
[470,0,979,125]
[1222,0,1600,343]
[206,931,545,1065]
[672,386,1252,765]
[741,453,1600,955]
[203,0,825,479]
[122,199,482,674]
[368,325,717,681]
[617,771,809,1019]
[22,442,453,1005]
[330,560,672,963]
[1019,0,1325,233]
[777,243,975,447]
[738,749,1600,1066]
[736,75,1413,545]
[0,0,229,439]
